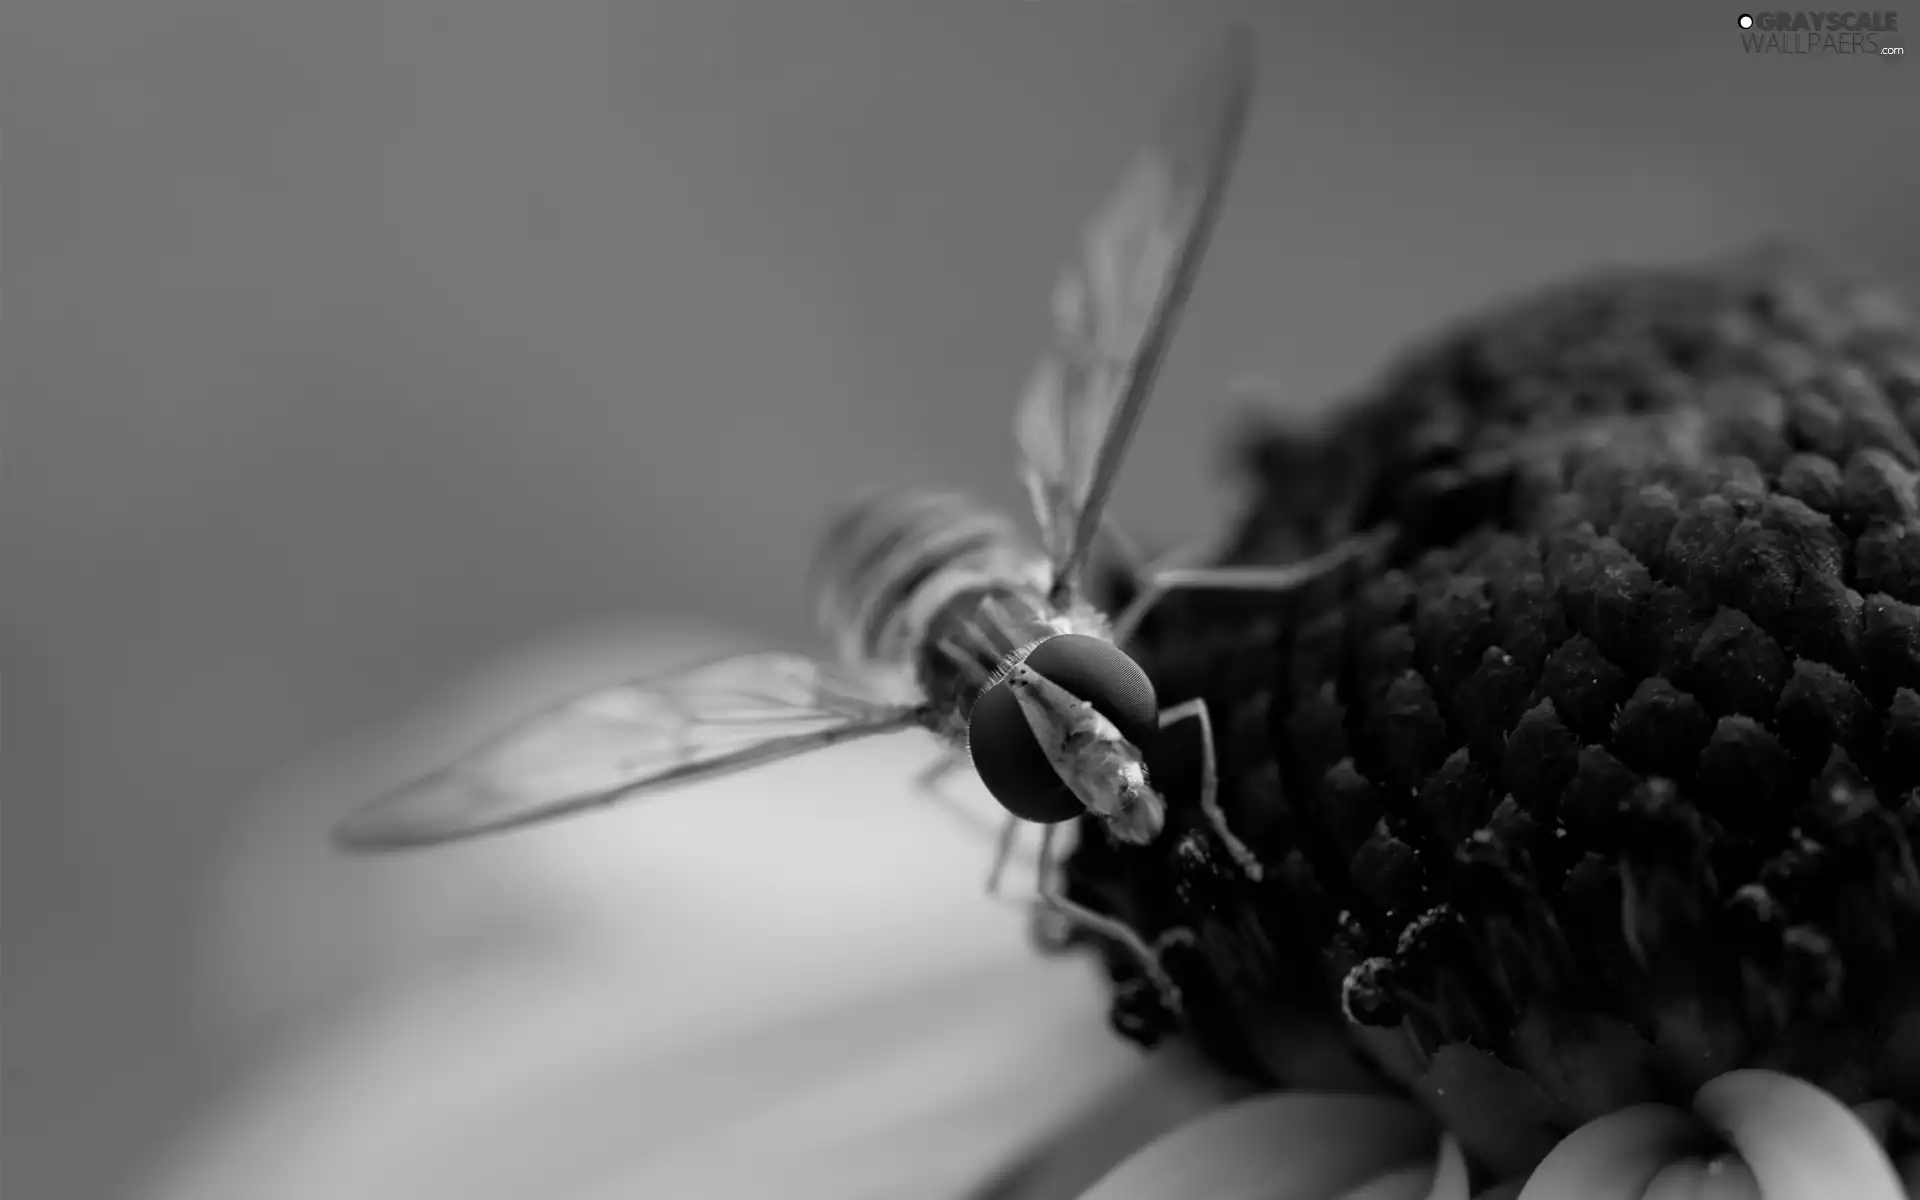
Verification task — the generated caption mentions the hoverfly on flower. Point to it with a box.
[333,26,1381,1012]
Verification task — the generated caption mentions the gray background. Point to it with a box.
[5,0,1917,1196]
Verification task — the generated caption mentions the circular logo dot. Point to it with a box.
[1738,13,1754,27]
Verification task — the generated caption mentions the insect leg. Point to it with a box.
[913,750,1050,888]
[913,748,1016,846]
[1102,528,1209,599]
[1158,697,1263,882]
[984,813,1023,896]
[913,748,969,793]
[1034,823,1184,1014]
[1097,518,1212,584]
[1109,525,1397,645]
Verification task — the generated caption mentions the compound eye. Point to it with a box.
[966,634,1159,824]
[968,680,1085,823]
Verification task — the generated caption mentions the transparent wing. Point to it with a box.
[1015,26,1257,599]
[334,651,929,851]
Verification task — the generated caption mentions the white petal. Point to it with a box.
[1517,1104,1704,1200]
[1637,1156,1760,1200]
[144,622,1144,1200]
[1421,1136,1473,1200]
[966,1042,1257,1200]
[1326,1135,1466,1200]
[1071,1092,1441,1200]
[142,950,1141,1200]
[566,959,1148,1200]
[1329,1163,1438,1200]
[1692,1070,1907,1200]
[1516,1072,1910,1200]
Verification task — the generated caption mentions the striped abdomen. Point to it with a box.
[810,489,1052,673]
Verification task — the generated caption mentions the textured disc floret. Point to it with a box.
[1059,245,1920,1179]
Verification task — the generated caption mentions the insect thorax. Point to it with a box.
[915,585,1057,735]
[811,490,1042,664]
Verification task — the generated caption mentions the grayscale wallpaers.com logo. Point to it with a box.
[1738,10,1905,53]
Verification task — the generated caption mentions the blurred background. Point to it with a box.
[5,0,1917,1196]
